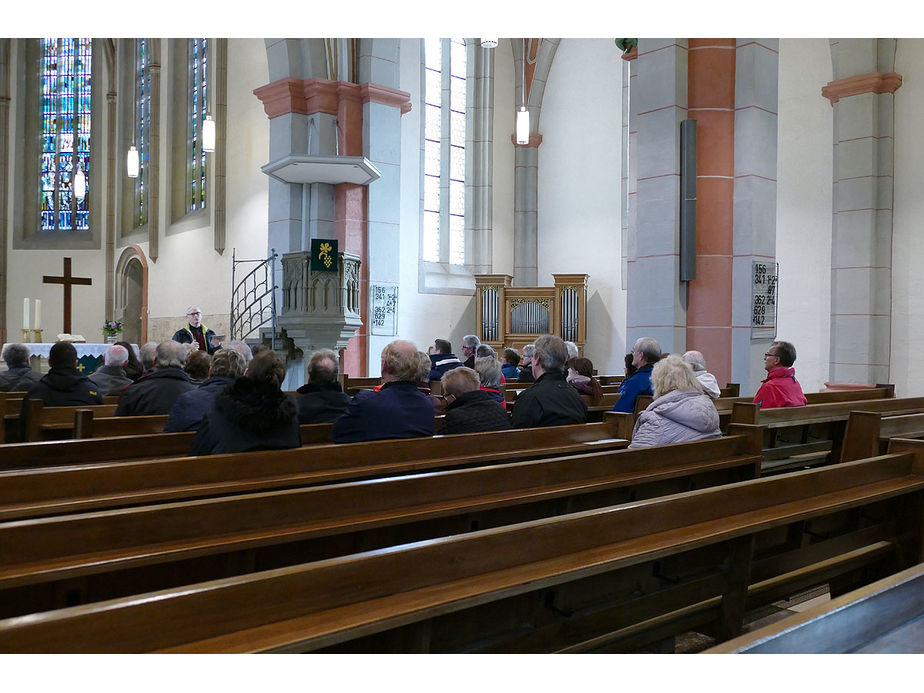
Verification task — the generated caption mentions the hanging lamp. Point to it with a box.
[73,160,87,201]
[202,113,216,153]
[515,39,530,145]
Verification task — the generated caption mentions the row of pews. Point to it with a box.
[1,383,923,652]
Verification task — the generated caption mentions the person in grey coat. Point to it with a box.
[0,343,42,392]
[628,355,721,448]
[88,344,134,396]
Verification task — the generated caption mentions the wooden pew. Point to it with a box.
[0,418,635,518]
[0,430,763,619]
[341,375,381,395]
[73,411,168,438]
[707,559,924,653]
[0,391,27,444]
[719,383,740,398]
[839,410,924,463]
[1,444,921,653]
[22,401,118,442]
[730,396,924,474]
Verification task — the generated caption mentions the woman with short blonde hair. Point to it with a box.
[628,355,721,448]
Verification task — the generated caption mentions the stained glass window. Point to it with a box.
[187,38,208,212]
[133,38,150,227]
[422,38,466,266]
[40,38,91,232]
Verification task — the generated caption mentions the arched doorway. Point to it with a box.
[115,245,148,345]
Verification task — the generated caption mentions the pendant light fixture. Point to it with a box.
[73,160,87,201]
[515,38,529,145]
[202,113,215,153]
[480,38,498,48]
[126,145,139,178]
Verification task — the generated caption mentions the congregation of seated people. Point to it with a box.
[2,331,810,450]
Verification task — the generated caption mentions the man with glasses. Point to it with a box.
[753,340,807,408]
[611,337,661,413]
[172,306,221,355]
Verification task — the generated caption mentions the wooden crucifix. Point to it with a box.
[43,257,93,335]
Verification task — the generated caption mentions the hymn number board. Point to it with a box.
[751,261,778,340]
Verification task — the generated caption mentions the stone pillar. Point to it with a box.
[731,39,780,395]
[626,39,688,353]
[686,38,736,388]
[0,39,8,343]
[468,42,494,274]
[823,39,900,384]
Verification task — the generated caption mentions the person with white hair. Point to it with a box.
[681,350,721,399]
[628,355,721,448]
[460,334,481,368]
[564,341,579,359]
[88,343,134,396]
[115,341,196,416]
[171,305,221,355]
[517,343,536,383]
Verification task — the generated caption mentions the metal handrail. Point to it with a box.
[230,248,278,349]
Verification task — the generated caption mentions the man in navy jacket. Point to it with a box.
[332,340,435,443]
[611,337,662,413]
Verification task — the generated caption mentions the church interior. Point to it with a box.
[1,5,923,681]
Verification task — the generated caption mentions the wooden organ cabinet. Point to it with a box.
[474,274,589,355]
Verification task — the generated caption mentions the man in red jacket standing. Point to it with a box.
[753,340,807,408]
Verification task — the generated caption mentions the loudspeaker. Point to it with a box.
[680,119,697,282]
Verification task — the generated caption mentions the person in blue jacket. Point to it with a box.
[611,337,662,413]
[332,339,435,443]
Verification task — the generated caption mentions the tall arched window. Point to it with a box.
[187,37,208,213]
[133,38,150,227]
[40,38,91,232]
[422,38,466,266]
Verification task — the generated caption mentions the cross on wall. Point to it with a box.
[42,257,93,335]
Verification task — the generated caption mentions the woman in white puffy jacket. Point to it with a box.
[627,355,722,448]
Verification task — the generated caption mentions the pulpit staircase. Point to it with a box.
[230,249,278,350]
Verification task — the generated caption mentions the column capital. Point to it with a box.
[511,133,544,148]
[254,77,411,118]
[822,71,902,105]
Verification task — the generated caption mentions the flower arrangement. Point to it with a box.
[102,320,123,337]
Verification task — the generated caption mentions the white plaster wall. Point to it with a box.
[144,38,269,340]
[775,38,833,394]
[536,38,625,375]
[892,38,924,397]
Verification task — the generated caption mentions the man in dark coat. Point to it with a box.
[115,341,196,416]
[510,335,587,429]
[171,306,221,355]
[441,366,510,435]
[0,343,42,392]
[88,344,134,396]
[427,339,463,381]
[296,348,351,424]
[19,341,103,439]
[189,350,300,456]
[165,348,247,432]
[460,334,480,369]
[517,343,536,383]
[333,340,435,443]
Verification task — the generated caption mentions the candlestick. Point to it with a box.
[23,298,29,331]
[34,299,41,330]
[21,328,31,343]
[32,329,43,343]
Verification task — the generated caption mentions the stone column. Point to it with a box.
[626,39,688,353]
[823,38,900,384]
[686,38,736,388]
[731,39,779,395]
[468,41,494,274]
[0,39,8,343]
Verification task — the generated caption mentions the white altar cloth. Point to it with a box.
[2,343,139,359]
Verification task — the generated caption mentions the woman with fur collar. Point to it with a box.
[189,349,300,456]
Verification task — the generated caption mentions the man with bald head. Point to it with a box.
[115,341,196,416]
[681,350,721,399]
[332,339,435,443]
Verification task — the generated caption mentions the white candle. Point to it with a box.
[34,299,41,331]
[23,298,29,330]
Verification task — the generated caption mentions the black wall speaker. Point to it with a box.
[680,118,697,282]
